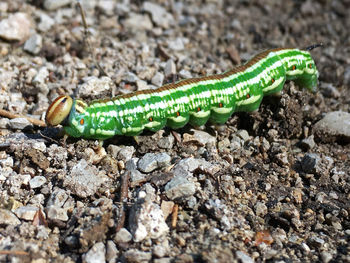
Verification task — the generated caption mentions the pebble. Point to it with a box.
[105,240,118,263]
[129,199,169,242]
[164,176,196,200]
[124,13,153,31]
[301,153,321,173]
[300,135,316,151]
[179,69,192,79]
[151,72,165,87]
[77,76,113,98]
[236,129,250,142]
[9,118,32,130]
[46,206,68,221]
[160,200,174,220]
[164,59,176,77]
[118,146,135,162]
[33,67,49,85]
[313,111,350,143]
[29,176,47,189]
[320,83,340,98]
[97,0,115,16]
[82,242,106,263]
[123,249,152,263]
[157,134,175,149]
[0,209,21,225]
[129,170,147,187]
[143,2,174,29]
[24,34,42,55]
[0,12,31,41]
[138,152,171,173]
[344,66,350,85]
[168,38,185,51]
[183,129,216,145]
[114,228,133,244]
[63,159,106,198]
[254,202,268,217]
[43,0,71,10]
[46,188,69,207]
[321,251,333,263]
[235,251,254,263]
[14,206,38,221]
[38,13,55,32]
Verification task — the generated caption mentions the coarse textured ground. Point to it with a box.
[0,0,349,262]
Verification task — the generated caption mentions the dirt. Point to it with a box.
[0,0,349,262]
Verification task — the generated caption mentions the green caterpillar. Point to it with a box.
[46,46,319,140]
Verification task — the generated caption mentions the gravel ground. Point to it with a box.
[0,0,349,262]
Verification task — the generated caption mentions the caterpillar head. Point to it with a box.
[45,95,73,126]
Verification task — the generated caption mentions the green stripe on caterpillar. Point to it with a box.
[45,46,320,140]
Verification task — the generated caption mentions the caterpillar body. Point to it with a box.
[46,47,319,140]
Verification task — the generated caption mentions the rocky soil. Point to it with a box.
[0,0,349,262]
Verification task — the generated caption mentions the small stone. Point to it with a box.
[46,206,68,221]
[77,76,113,98]
[33,67,49,85]
[29,176,47,189]
[0,209,21,225]
[164,59,176,77]
[300,135,316,150]
[151,72,165,87]
[106,240,118,263]
[82,242,106,263]
[43,0,71,10]
[38,13,55,32]
[118,146,135,162]
[344,66,350,85]
[98,0,115,16]
[236,129,250,142]
[160,200,174,220]
[143,2,174,29]
[301,153,321,173]
[255,202,268,217]
[14,206,38,221]
[24,34,42,55]
[63,159,106,198]
[320,251,333,263]
[235,251,254,263]
[138,152,171,173]
[124,13,153,31]
[168,38,185,51]
[0,13,31,41]
[164,176,196,200]
[0,118,9,128]
[179,69,192,79]
[153,244,168,258]
[129,170,147,187]
[129,199,169,242]
[9,118,32,130]
[114,228,132,244]
[157,134,175,149]
[313,111,350,143]
[320,83,340,98]
[123,72,139,83]
[123,249,152,263]
[308,235,325,248]
[183,129,216,145]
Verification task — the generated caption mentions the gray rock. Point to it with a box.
[43,0,71,10]
[46,206,68,221]
[123,249,152,263]
[63,159,106,198]
[124,13,153,31]
[157,134,175,149]
[129,199,169,242]
[24,34,42,55]
[179,69,192,79]
[118,146,135,162]
[151,72,165,87]
[33,67,49,85]
[123,72,139,83]
[300,135,316,151]
[320,83,340,98]
[183,129,216,145]
[313,111,350,142]
[344,65,350,85]
[164,176,196,200]
[77,76,113,98]
[14,206,38,220]
[125,158,138,171]
[47,188,69,207]
[97,0,115,16]
[0,13,31,41]
[83,242,106,263]
[168,38,185,51]
[9,118,32,130]
[0,118,9,129]
[0,209,21,225]
[129,170,147,186]
[106,240,118,263]
[321,251,333,263]
[235,251,254,263]
[255,202,268,217]
[29,176,47,189]
[301,153,321,173]
[164,59,176,77]
[138,152,171,173]
[143,2,174,29]
[236,129,250,142]
[38,13,55,32]
[114,228,132,244]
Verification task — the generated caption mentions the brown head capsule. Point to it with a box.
[45,95,73,126]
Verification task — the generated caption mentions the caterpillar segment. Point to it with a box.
[45,47,319,139]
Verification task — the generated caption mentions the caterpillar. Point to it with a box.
[45,46,320,140]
